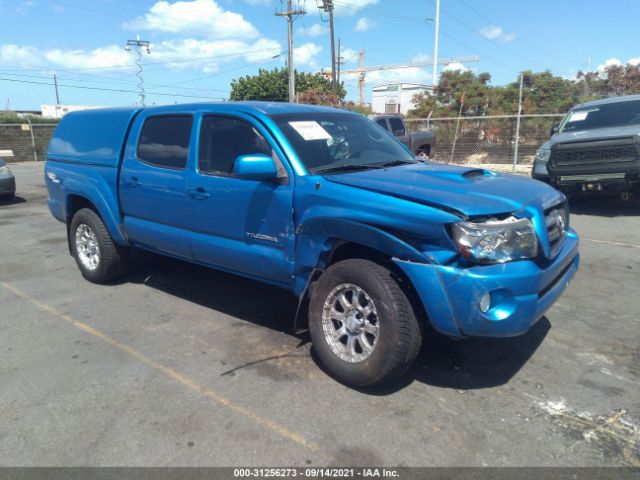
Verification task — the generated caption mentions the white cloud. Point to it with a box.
[125,0,258,39]
[340,47,359,64]
[45,45,131,70]
[0,44,39,66]
[151,37,281,72]
[345,67,432,86]
[298,23,328,37]
[0,36,282,74]
[479,25,515,43]
[16,0,36,15]
[293,42,322,68]
[596,57,622,73]
[411,53,432,63]
[595,57,640,75]
[333,0,379,16]
[300,0,378,15]
[443,62,467,72]
[355,17,376,32]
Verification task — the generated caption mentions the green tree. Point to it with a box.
[410,65,640,119]
[230,67,346,103]
[576,63,640,98]
[409,70,493,118]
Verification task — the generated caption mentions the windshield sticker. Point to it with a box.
[567,111,589,122]
[289,121,332,141]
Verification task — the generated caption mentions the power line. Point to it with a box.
[0,47,283,74]
[331,0,432,23]
[423,0,546,69]
[454,0,575,65]
[0,71,234,94]
[155,53,283,88]
[0,77,226,100]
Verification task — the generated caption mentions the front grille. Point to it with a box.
[551,145,638,167]
[545,204,568,257]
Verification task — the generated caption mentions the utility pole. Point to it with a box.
[512,72,524,173]
[337,37,342,85]
[124,36,151,106]
[53,74,60,105]
[276,1,306,103]
[357,49,366,107]
[432,0,440,87]
[320,0,337,94]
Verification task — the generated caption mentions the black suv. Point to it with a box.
[532,94,640,199]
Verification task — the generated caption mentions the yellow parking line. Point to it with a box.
[1,281,326,457]
[584,238,640,249]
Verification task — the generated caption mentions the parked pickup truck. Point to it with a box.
[532,94,640,199]
[369,114,435,158]
[45,102,579,387]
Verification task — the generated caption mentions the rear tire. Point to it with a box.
[309,259,422,387]
[70,208,128,284]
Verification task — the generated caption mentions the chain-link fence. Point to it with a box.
[406,114,565,174]
[0,123,58,162]
[1,115,565,173]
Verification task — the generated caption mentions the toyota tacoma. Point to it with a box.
[45,102,579,386]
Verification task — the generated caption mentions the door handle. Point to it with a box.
[129,177,141,188]
[188,187,211,200]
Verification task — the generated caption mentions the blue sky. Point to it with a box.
[1,0,639,110]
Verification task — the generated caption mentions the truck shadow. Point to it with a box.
[123,249,549,393]
[0,195,26,206]
[569,195,640,217]
[322,319,550,395]
[124,250,299,332]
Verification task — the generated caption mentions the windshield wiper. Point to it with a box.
[376,159,417,168]
[314,164,383,174]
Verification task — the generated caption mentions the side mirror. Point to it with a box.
[549,124,560,137]
[233,154,278,181]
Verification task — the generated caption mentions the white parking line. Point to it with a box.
[584,238,640,249]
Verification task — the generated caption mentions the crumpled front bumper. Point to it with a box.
[394,229,580,338]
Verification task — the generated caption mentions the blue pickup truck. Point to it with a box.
[45,102,580,386]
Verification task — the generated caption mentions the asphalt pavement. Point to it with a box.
[0,162,638,467]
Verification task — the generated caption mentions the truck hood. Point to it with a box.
[324,163,564,217]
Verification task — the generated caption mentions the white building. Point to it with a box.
[371,83,432,115]
[41,104,104,119]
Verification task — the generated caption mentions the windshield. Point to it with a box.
[271,112,416,174]
[560,99,640,133]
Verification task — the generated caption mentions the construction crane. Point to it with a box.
[334,51,480,106]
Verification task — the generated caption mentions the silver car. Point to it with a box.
[0,159,16,200]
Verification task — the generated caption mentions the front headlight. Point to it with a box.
[451,216,538,263]
[0,165,9,175]
[534,149,551,164]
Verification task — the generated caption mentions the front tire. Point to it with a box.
[70,208,128,284]
[309,259,422,387]
[415,145,431,159]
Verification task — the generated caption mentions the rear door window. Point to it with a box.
[137,115,193,169]
[375,118,389,131]
[388,117,406,136]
